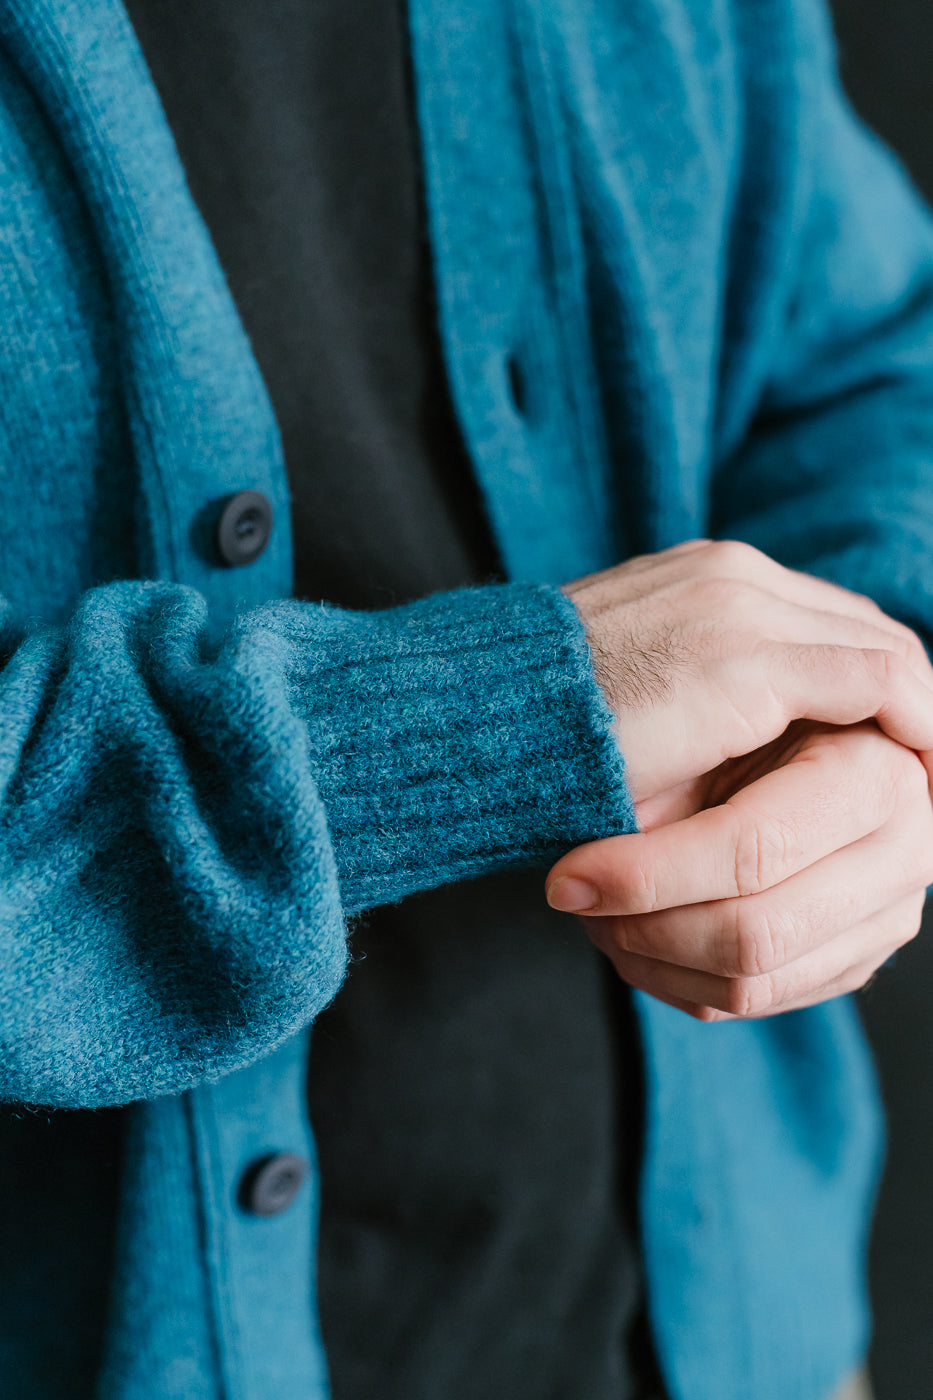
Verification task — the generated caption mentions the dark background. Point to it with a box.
[828,3,933,1394]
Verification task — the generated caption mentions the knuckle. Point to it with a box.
[874,610,928,659]
[623,852,662,916]
[707,539,762,576]
[785,644,878,713]
[610,913,650,956]
[723,973,775,1018]
[870,647,905,691]
[731,814,790,897]
[723,901,784,978]
[896,630,927,671]
[689,575,749,616]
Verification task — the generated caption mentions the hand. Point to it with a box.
[563,538,933,824]
[546,721,933,1019]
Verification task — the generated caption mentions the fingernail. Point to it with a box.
[546,877,599,913]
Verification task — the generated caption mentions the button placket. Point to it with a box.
[188,1032,330,1397]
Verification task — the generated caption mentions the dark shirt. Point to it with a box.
[124,1,657,1395]
[127,0,496,609]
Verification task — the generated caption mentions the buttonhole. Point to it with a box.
[506,354,527,416]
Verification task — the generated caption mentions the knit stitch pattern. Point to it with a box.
[0,580,631,1108]
[0,0,931,1395]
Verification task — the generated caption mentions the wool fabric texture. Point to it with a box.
[1,0,933,1398]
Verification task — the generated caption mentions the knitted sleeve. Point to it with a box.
[0,579,635,1108]
[710,0,933,642]
[0,0,636,1112]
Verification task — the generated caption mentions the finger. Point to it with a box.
[588,825,926,979]
[582,787,933,976]
[677,947,892,1022]
[592,891,923,1019]
[548,725,912,916]
[770,643,933,753]
[681,541,930,671]
[759,593,933,682]
[676,577,933,687]
[634,777,707,832]
[683,898,921,1021]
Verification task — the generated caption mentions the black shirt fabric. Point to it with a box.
[126,0,497,609]
[123,2,658,1396]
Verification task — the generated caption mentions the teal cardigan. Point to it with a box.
[2,0,933,1395]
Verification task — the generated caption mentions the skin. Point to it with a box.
[546,539,933,1021]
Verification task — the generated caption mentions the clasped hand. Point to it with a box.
[547,540,933,1020]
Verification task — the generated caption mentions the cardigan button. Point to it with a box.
[239,1152,308,1217]
[216,490,273,566]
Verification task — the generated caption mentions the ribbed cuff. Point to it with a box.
[285,583,636,913]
